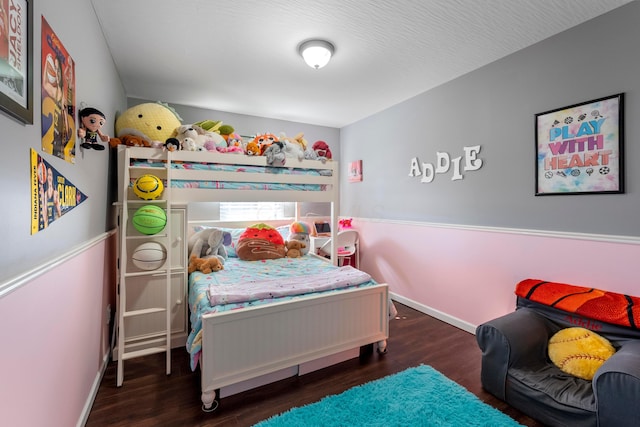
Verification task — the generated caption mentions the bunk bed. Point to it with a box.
[117,146,390,411]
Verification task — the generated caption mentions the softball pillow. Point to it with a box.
[548,327,616,380]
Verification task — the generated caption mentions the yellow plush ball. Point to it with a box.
[133,174,163,200]
[548,327,615,380]
[115,102,182,143]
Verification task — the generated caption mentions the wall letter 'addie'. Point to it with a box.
[464,145,482,171]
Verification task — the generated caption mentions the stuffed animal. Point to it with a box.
[227,133,244,149]
[109,134,152,148]
[245,140,261,156]
[289,221,312,255]
[279,132,305,161]
[192,119,223,133]
[188,227,232,264]
[285,240,306,258]
[312,140,333,161]
[236,223,286,261]
[293,132,309,150]
[182,137,204,151]
[164,137,180,152]
[251,133,279,154]
[115,102,182,146]
[175,124,224,151]
[263,141,286,166]
[188,255,224,274]
[218,124,235,142]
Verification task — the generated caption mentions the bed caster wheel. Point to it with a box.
[377,340,388,355]
[201,390,219,412]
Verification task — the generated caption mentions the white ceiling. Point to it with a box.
[90,0,633,128]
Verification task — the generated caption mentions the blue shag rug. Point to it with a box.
[254,365,522,427]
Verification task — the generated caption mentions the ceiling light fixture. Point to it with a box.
[299,40,334,70]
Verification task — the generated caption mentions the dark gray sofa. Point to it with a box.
[476,280,640,427]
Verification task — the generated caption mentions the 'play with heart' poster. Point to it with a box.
[535,93,624,195]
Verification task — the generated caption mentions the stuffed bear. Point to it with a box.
[312,140,332,162]
[188,255,224,274]
[109,134,152,148]
[188,227,232,264]
[285,240,306,258]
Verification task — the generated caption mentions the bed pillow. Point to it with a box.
[236,223,286,261]
[198,225,290,258]
[276,225,290,241]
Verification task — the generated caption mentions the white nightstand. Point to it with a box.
[309,236,330,254]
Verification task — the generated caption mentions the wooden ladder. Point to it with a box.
[116,147,173,386]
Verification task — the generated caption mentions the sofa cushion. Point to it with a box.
[510,365,596,412]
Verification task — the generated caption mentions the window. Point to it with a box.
[219,202,295,221]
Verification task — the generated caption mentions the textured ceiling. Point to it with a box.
[90,0,633,128]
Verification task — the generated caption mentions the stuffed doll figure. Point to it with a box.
[78,107,110,150]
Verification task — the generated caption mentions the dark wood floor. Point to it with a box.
[86,303,545,427]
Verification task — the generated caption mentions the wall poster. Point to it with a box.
[30,148,87,234]
[535,93,624,195]
[41,16,76,163]
[348,160,362,182]
[0,0,33,124]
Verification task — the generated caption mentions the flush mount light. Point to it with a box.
[299,40,335,70]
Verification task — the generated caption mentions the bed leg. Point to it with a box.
[377,340,388,354]
[201,389,219,413]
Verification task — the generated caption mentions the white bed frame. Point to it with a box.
[117,146,389,410]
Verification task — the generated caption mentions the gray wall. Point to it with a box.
[0,0,126,284]
[341,2,640,237]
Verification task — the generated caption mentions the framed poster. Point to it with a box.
[0,0,33,124]
[535,93,624,196]
[348,160,362,182]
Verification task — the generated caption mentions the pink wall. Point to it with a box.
[0,233,116,427]
[356,219,640,328]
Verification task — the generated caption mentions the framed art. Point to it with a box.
[348,160,362,182]
[0,0,33,124]
[535,93,624,196]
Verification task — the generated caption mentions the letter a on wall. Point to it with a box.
[30,149,87,234]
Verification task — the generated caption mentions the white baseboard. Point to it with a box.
[390,292,477,334]
[78,350,110,427]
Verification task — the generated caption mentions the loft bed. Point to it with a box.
[116,146,390,411]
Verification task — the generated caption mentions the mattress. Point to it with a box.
[186,255,378,370]
[130,160,331,191]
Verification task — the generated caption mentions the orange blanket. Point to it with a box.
[515,279,640,330]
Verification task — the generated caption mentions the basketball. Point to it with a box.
[133,174,164,200]
[132,205,166,235]
[131,241,167,270]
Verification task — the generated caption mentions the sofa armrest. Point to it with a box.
[593,340,640,427]
[476,308,555,400]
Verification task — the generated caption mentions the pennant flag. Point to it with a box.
[30,149,87,234]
